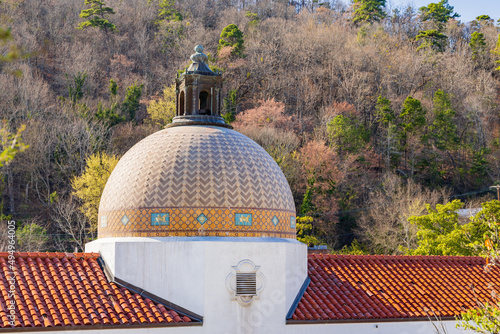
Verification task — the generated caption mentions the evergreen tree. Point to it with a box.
[469,31,487,62]
[77,0,116,32]
[418,0,459,29]
[399,96,426,176]
[300,187,316,215]
[476,15,491,22]
[429,89,457,151]
[327,114,370,158]
[415,29,447,52]
[400,96,425,138]
[375,96,398,169]
[109,78,118,97]
[218,24,245,57]
[375,95,394,125]
[157,0,183,22]
[121,83,144,122]
[351,0,387,25]
[416,0,458,53]
[471,15,493,32]
[66,71,87,106]
[95,103,124,127]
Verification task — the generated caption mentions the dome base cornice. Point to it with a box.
[166,115,232,129]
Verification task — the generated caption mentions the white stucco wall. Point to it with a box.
[85,237,308,334]
[287,320,471,334]
[18,320,474,334]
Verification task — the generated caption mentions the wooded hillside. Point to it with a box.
[1,0,500,253]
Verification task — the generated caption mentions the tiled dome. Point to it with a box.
[98,125,296,239]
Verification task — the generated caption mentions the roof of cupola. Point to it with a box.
[183,45,219,76]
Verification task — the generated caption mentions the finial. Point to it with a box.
[190,44,208,63]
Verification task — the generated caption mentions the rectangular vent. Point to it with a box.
[236,272,257,296]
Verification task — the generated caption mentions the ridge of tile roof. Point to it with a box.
[290,254,500,323]
[0,252,199,330]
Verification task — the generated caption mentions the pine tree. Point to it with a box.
[399,96,426,176]
[415,29,447,52]
[218,24,245,57]
[418,0,459,30]
[416,0,458,53]
[429,89,457,151]
[351,0,387,26]
[77,0,116,32]
[476,15,492,22]
[121,83,144,122]
[157,0,183,23]
[400,96,425,136]
[327,114,370,158]
[469,31,487,62]
[375,96,398,169]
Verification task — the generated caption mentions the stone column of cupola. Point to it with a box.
[184,86,188,115]
[216,87,220,116]
[210,86,214,116]
[192,77,198,115]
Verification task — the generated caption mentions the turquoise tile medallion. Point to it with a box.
[152,213,170,226]
[235,213,252,226]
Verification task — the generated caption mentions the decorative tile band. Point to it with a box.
[98,207,296,239]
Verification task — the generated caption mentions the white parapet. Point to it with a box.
[85,237,308,334]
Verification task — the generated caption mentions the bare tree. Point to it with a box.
[51,197,94,252]
[357,173,449,254]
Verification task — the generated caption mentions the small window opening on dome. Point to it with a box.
[236,272,257,296]
[179,91,185,116]
[199,90,211,115]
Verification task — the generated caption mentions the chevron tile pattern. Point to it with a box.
[98,125,296,239]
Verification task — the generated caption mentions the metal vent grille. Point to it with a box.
[236,272,257,296]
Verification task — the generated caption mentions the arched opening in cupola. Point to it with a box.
[199,90,211,115]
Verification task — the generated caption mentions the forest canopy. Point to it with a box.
[1,0,500,253]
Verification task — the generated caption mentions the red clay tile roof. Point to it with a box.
[0,252,197,329]
[291,254,500,322]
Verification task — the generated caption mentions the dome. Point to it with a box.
[98,125,297,239]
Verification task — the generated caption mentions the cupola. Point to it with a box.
[172,45,227,128]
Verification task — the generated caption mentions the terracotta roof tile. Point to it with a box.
[293,254,500,321]
[0,252,197,329]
